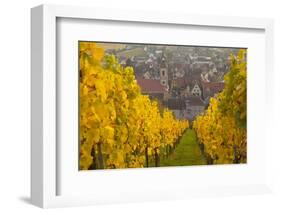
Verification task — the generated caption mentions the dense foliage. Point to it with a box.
[79,42,189,170]
[193,50,247,164]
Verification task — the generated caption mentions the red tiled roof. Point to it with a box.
[174,77,188,88]
[136,78,166,93]
[201,81,224,92]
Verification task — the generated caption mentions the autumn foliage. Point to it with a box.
[193,50,247,164]
[79,42,189,170]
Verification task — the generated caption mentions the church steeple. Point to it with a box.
[159,55,168,87]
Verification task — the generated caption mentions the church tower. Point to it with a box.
[159,55,168,87]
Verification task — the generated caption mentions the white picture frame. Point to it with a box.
[31,4,274,208]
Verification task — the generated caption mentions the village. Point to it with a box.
[104,43,238,121]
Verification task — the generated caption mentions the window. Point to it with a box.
[162,70,165,76]
[162,80,166,85]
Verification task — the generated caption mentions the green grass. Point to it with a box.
[160,129,207,167]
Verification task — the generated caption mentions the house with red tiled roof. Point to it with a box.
[170,77,204,99]
[201,81,224,100]
[171,77,188,89]
[136,78,169,101]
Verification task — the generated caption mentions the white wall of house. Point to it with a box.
[191,83,202,96]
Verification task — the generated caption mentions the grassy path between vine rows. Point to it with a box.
[161,129,207,166]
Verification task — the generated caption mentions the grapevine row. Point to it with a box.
[193,50,247,164]
[79,42,189,170]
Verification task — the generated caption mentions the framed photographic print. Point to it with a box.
[31,4,274,208]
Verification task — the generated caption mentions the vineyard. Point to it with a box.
[79,42,188,170]
[193,50,247,164]
[79,42,247,170]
